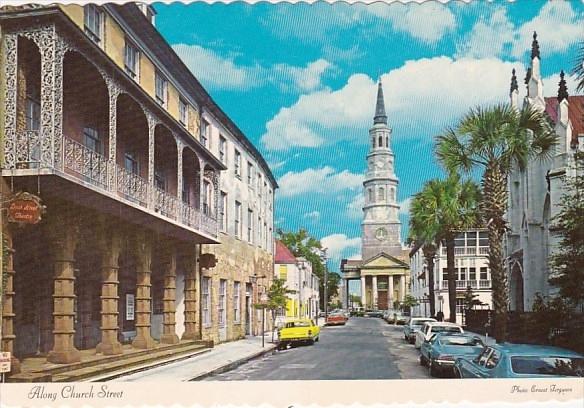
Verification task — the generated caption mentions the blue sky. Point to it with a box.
[153,1,584,272]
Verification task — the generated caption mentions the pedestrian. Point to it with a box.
[436,311,444,322]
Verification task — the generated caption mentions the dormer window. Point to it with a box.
[155,70,168,107]
[179,98,188,125]
[124,40,139,80]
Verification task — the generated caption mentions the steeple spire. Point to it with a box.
[531,31,540,59]
[557,70,569,102]
[373,79,387,125]
[510,68,518,95]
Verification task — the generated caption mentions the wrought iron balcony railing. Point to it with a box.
[9,132,217,237]
[440,280,492,290]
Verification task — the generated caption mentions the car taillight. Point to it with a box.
[308,330,312,335]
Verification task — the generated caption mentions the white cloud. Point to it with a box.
[458,2,583,59]
[173,44,333,92]
[303,211,321,220]
[320,234,362,263]
[398,197,412,216]
[277,167,364,197]
[346,193,364,219]
[369,2,456,44]
[262,57,531,151]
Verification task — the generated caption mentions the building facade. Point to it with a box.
[505,33,584,312]
[341,81,409,311]
[0,3,274,376]
[409,230,492,324]
[274,241,320,320]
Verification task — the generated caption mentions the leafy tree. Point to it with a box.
[409,174,481,323]
[265,278,293,342]
[277,228,338,309]
[573,41,584,92]
[436,103,556,342]
[463,286,484,310]
[401,294,418,314]
[548,151,584,305]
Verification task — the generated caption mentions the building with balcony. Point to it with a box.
[409,230,492,324]
[274,241,320,320]
[505,33,584,313]
[0,3,275,378]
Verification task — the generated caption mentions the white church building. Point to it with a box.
[506,32,584,312]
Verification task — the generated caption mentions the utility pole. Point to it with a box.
[321,248,329,320]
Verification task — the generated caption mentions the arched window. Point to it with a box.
[368,188,374,202]
[371,137,375,148]
[386,136,389,148]
[390,188,395,201]
[378,187,385,201]
[378,136,383,147]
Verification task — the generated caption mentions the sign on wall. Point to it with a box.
[126,294,135,321]
[0,352,11,373]
[7,192,45,224]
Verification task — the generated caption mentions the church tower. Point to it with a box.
[361,80,402,260]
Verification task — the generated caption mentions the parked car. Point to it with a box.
[415,321,464,349]
[325,312,348,326]
[404,317,437,343]
[278,318,320,349]
[420,333,485,377]
[454,343,584,378]
[365,310,384,318]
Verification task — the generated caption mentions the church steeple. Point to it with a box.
[373,80,387,125]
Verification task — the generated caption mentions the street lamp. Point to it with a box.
[260,291,268,348]
[250,273,266,338]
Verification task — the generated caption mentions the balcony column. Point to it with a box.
[198,159,206,212]
[95,218,123,355]
[160,243,179,344]
[182,246,199,340]
[146,111,157,211]
[1,231,21,374]
[106,79,121,191]
[176,139,184,204]
[47,214,81,364]
[3,32,18,169]
[132,229,156,349]
[388,275,394,308]
[372,276,378,310]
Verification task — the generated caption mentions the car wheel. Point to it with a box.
[429,360,440,377]
[315,336,319,342]
[454,368,462,379]
[308,339,315,345]
[419,355,427,367]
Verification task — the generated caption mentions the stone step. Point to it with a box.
[51,343,210,382]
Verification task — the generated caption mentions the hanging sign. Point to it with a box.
[7,192,44,224]
[0,352,11,373]
[126,294,135,321]
[200,253,217,269]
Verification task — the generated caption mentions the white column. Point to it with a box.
[360,276,366,308]
[400,274,406,302]
[372,276,378,310]
[388,275,394,308]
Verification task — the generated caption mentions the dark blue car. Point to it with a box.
[420,333,484,377]
[454,343,584,378]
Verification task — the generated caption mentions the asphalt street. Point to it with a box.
[203,317,431,380]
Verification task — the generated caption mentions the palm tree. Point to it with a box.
[436,103,556,342]
[410,175,481,323]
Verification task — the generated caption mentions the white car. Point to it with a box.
[404,317,437,343]
[414,321,464,349]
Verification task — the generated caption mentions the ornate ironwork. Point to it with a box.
[116,165,148,207]
[3,32,18,169]
[153,186,178,220]
[15,130,41,168]
[63,136,109,189]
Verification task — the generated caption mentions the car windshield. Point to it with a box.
[432,326,462,333]
[511,356,584,377]
[439,336,483,346]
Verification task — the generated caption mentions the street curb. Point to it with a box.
[188,344,277,381]
[88,348,213,382]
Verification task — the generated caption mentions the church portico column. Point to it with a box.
[160,244,179,344]
[47,215,81,364]
[132,230,156,349]
[372,276,378,310]
[360,276,366,309]
[96,219,123,356]
[388,275,394,308]
[400,275,406,302]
